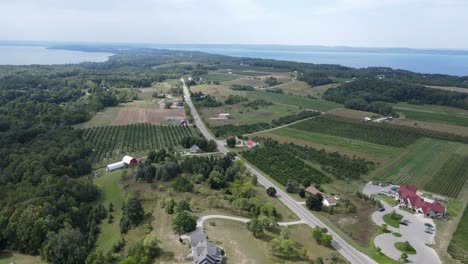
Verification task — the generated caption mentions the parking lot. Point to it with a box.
[363,183,441,263]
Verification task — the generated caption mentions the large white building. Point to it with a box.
[105,155,138,172]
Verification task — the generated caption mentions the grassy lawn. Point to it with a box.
[383,212,403,228]
[268,127,403,158]
[201,72,243,82]
[277,81,312,96]
[204,220,341,264]
[93,169,126,253]
[392,102,468,127]
[393,232,402,237]
[394,242,417,254]
[223,77,266,88]
[0,251,46,264]
[310,83,341,98]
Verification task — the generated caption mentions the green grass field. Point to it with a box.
[93,169,126,253]
[394,242,416,254]
[0,251,46,264]
[392,103,468,127]
[223,77,266,87]
[269,127,403,158]
[448,205,468,263]
[201,103,301,127]
[204,220,340,264]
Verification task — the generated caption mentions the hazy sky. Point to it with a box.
[1,0,468,48]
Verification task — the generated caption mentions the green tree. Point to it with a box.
[319,233,332,247]
[85,251,107,264]
[247,218,264,238]
[266,187,277,197]
[164,198,176,214]
[174,200,191,213]
[306,194,323,211]
[226,137,236,148]
[285,178,297,193]
[172,210,197,234]
[41,227,88,264]
[143,235,160,258]
[400,252,408,263]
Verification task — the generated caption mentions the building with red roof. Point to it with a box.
[246,140,258,148]
[396,184,446,218]
[305,186,322,196]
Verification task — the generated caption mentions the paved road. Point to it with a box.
[181,78,375,264]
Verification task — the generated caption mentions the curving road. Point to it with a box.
[181,78,376,264]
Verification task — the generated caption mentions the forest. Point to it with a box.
[323,78,468,114]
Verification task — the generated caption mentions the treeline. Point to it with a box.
[231,84,255,91]
[323,78,468,114]
[299,72,333,87]
[212,111,320,137]
[191,91,222,107]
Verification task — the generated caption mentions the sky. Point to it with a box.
[1,0,468,49]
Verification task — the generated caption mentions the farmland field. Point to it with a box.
[291,116,420,147]
[242,140,331,185]
[276,81,313,96]
[310,83,340,98]
[83,124,195,163]
[112,107,185,125]
[239,91,342,111]
[223,77,266,87]
[428,85,468,94]
[262,127,403,159]
[424,154,468,197]
[200,72,243,82]
[200,103,301,127]
[392,102,468,127]
[327,108,381,119]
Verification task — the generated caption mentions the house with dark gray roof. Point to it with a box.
[190,233,223,264]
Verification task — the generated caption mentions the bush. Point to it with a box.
[266,187,277,197]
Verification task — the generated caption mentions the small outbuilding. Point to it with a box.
[106,161,125,172]
[246,140,258,148]
[122,155,138,165]
[190,145,202,153]
[323,197,337,207]
[306,186,322,196]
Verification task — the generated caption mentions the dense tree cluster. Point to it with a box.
[120,196,145,234]
[324,79,468,114]
[180,136,218,152]
[264,76,279,87]
[191,91,222,107]
[230,84,255,91]
[299,72,332,87]
[224,94,249,105]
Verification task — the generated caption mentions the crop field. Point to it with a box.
[327,108,380,119]
[292,115,468,146]
[223,77,266,87]
[242,141,331,185]
[392,102,468,127]
[428,85,468,94]
[112,107,185,125]
[263,127,403,159]
[424,154,468,197]
[448,205,468,263]
[291,116,419,147]
[277,81,313,96]
[235,91,342,111]
[83,124,195,163]
[201,72,243,82]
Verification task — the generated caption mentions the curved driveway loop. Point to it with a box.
[364,183,440,263]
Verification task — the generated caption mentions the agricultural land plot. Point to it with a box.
[199,103,301,127]
[112,107,185,125]
[200,72,243,83]
[427,85,468,94]
[378,137,468,197]
[222,77,266,88]
[235,91,343,112]
[83,124,195,163]
[258,127,403,162]
[204,220,339,264]
[260,72,294,84]
[392,118,468,136]
[424,154,468,198]
[310,83,341,98]
[391,102,468,127]
[327,108,381,119]
[276,81,313,96]
[448,204,468,263]
[290,116,420,147]
[215,69,269,76]
[137,82,172,100]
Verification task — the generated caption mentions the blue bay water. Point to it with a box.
[0,46,112,65]
[152,45,468,76]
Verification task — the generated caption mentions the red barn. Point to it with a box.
[122,155,137,165]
